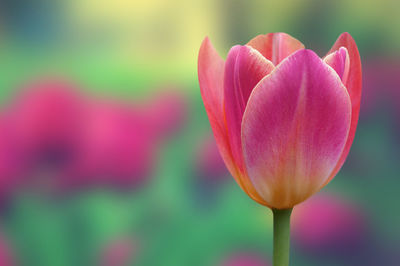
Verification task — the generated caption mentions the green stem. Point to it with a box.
[272,208,293,266]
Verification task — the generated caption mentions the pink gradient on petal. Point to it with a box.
[247,33,305,65]
[198,38,266,205]
[198,37,225,127]
[242,50,351,209]
[292,194,366,252]
[198,37,239,183]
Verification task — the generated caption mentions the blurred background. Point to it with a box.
[0,0,399,265]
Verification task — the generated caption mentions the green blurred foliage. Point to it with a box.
[0,0,399,265]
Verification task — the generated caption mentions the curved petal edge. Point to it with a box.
[324,32,362,185]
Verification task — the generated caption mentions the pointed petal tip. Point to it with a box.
[201,36,211,46]
[279,48,320,67]
[341,32,352,38]
[336,32,358,46]
[324,47,350,83]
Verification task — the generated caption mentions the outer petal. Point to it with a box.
[198,37,236,177]
[224,45,274,173]
[324,33,362,185]
[198,38,268,206]
[247,32,305,65]
[241,49,352,209]
[324,47,350,84]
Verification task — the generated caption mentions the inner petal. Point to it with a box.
[324,47,350,85]
[247,32,305,65]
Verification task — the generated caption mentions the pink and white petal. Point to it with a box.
[324,32,362,185]
[198,37,236,177]
[241,49,352,209]
[247,33,305,65]
[224,45,274,173]
[324,47,350,84]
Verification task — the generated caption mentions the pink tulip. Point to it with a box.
[198,32,361,209]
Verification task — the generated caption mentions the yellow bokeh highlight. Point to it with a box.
[66,0,224,78]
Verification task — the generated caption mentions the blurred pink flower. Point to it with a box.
[221,252,270,266]
[291,193,366,253]
[6,79,86,168]
[60,100,157,190]
[100,238,136,266]
[0,115,25,200]
[0,78,187,194]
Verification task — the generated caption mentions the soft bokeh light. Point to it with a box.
[0,0,399,265]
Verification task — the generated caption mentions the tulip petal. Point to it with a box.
[242,49,352,209]
[224,45,275,173]
[324,33,362,185]
[247,32,305,65]
[198,37,236,176]
[198,39,269,206]
[324,47,350,84]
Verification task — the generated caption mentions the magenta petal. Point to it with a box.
[224,45,274,173]
[241,49,352,209]
[324,47,350,85]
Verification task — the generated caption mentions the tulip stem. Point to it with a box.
[272,208,293,266]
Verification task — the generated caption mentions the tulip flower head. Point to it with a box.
[198,32,361,209]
